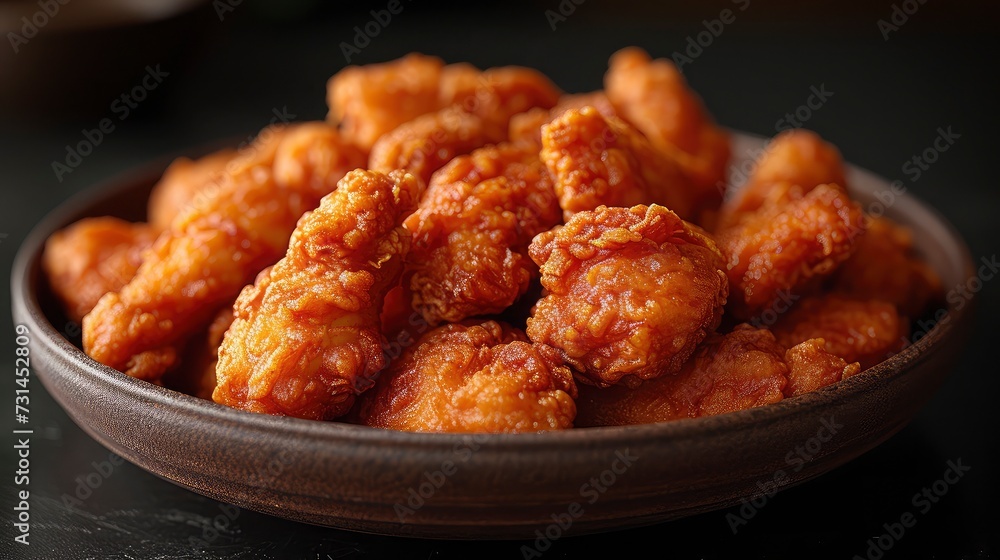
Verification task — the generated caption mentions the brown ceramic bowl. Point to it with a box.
[10,133,974,539]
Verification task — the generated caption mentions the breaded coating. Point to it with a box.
[772,294,907,369]
[405,142,562,325]
[553,91,618,118]
[508,107,551,146]
[213,170,421,420]
[720,129,847,229]
[273,121,367,199]
[832,216,942,317]
[42,217,157,322]
[148,149,235,231]
[444,65,561,122]
[783,338,861,397]
[84,124,359,381]
[541,107,696,221]
[508,92,617,146]
[369,65,559,184]
[605,47,730,212]
[717,183,865,320]
[575,325,787,427]
[526,204,728,387]
[438,62,482,105]
[327,53,445,151]
[355,321,577,433]
[368,106,505,186]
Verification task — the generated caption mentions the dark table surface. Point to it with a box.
[1,1,998,558]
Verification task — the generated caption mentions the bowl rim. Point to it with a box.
[10,130,977,450]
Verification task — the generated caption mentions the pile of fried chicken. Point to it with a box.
[43,48,942,433]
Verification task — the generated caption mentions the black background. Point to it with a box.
[1,1,998,558]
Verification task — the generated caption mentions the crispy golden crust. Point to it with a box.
[772,294,907,369]
[327,53,445,151]
[541,107,696,221]
[212,170,421,420]
[508,92,617,146]
[83,124,358,382]
[445,65,561,122]
[832,216,942,317]
[717,183,865,320]
[404,142,562,325]
[273,121,367,199]
[719,129,847,230]
[783,338,862,397]
[526,204,728,387]
[575,325,787,426]
[368,106,506,186]
[148,149,235,231]
[42,217,157,323]
[605,47,730,211]
[355,321,577,433]
[368,65,559,184]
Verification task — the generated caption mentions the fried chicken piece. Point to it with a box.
[355,321,577,433]
[369,65,560,185]
[438,62,482,105]
[443,65,561,121]
[368,106,506,186]
[84,124,361,382]
[526,204,728,387]
[405,142,562,325]
[508,92,617,146]
[148,149,235,231]
[273,121,366,199]
[327,53,445,151]
[717,183,865,321]
[832,216,942,317]
[553,91,617,118]
[541,107,696,221]
[772,294,907,369]
[508,107,550,146]
[575,325,787,427]
[605,47,730,215]
[783,338,862,397]
[213,170,421,420]
[719,129,847,229]
[42,217,157,322]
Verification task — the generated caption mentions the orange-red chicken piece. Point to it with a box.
[832,216,942,317]
[717,183,865,321]
[213,170,421,420]
[527,204,728,387]
[83,124,364,382]
[783,338,862,397]
[405,142,562,325]
[273,122,367,199]
[541,106,697,221]
[443,65,561,122]
[42,217,157,322]
[327,53,446,151]
[719,129,847,229]
[508,91,617,146]
[605,47,730,215]
[148,149,235,231]
[369,65,559,185]
[368,106,506,186]
[354,321,577,433]
[575,325,788,427]
[772,294,907,369]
